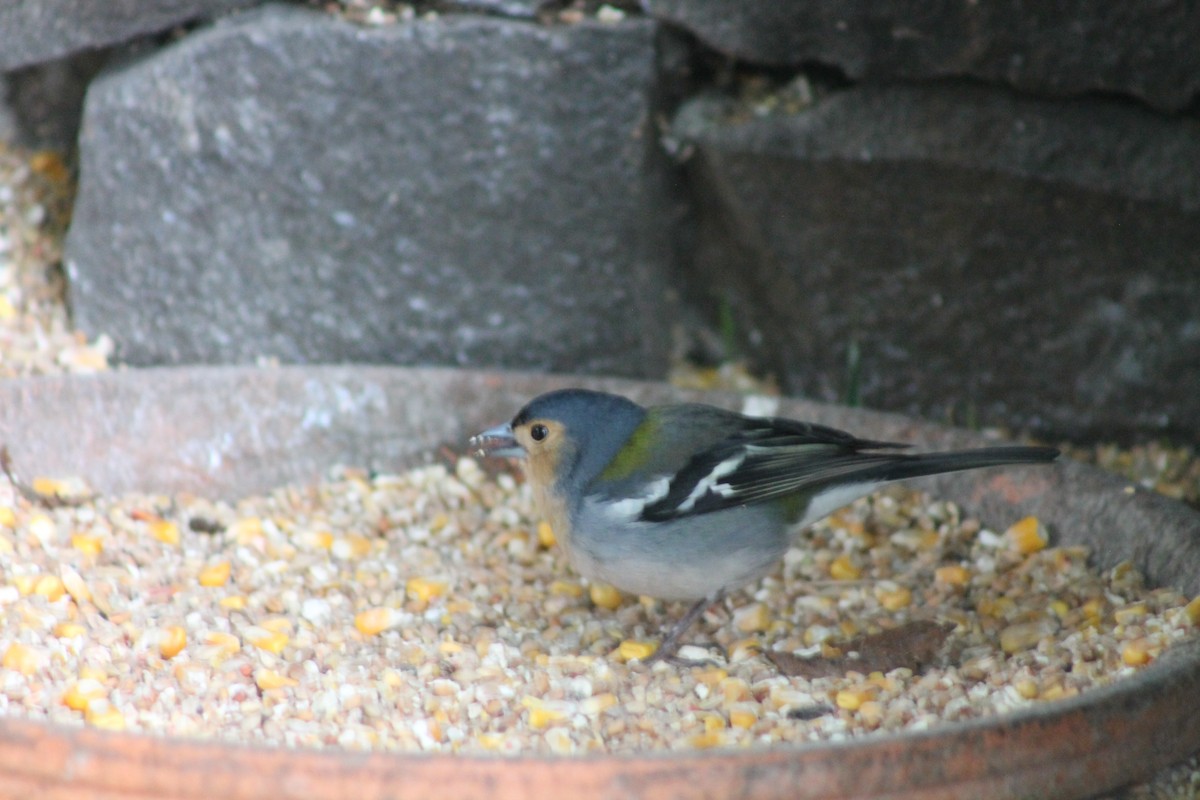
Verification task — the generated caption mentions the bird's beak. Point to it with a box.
[469,422,525,459]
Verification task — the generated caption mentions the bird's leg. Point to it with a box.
[643,589,727,666]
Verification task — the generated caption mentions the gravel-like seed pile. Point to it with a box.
[0,456,1195,756]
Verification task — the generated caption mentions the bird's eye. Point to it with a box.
[530,424,549,442]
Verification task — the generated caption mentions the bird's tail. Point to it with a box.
[865,446,1060,484]
[793,445,1059,528]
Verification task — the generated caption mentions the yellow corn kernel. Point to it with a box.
[549,580,584,598]
[729,707,757,729]
[53,622,86,638]
[720,677,753,705]
[79,665,108,683]
[733,602,770,633]
[835,687,873,711]
[867,672,898,692]
[332,534,372,560]
[300,530,335,550]
[935,564,970,586]
[581,693,619,715]
[84,701,125,731]
[198,561,231,587]
[355,607,397,636]
[0,535,12,554]
[205,631,241,655]
[477,733,505,751]
[999,618,1058,654]
[12,575,36,596]
[1014,679,1039,699]
[250,631,289,655]
[1005,516,1048,554]
[523,699,567,730]
[406,577,448,604]
[219,595,247,610]
[1113,603,1147,625]
[254,668,299,690]
[589,583,623,610]
[1048,600,1070,619]
[1081,597,1105,624]
[62,678,107,712]
[830,510,865,536]
[424,717,445,743]
[1186,596,1200,626]
[695,667,728,687]
[617,640,657,662]
[1039,683,1076,701]
[876,585,913,611]
[31,477,63,496]
[149,519,180,546]
[1121,638,1153,666]
[829,554,861,581]
[34,574,65,602]
[437,640,463,655]
[71,533,104,555]
[688,731,727,749]
[160,626,187,659]
[857,700,885,727]
[702,714,726,732]
[537,521,557,548]
[229,517,265,545]
[60,565,90,603]
[446,599,473,616]
[2,643,41,675]
[0,506,15,528]
[976,596,1015,619]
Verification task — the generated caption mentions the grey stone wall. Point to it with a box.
[3,1,1197,439]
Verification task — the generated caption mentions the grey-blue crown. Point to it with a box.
[513,389,646,488]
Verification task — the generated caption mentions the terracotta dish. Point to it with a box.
[0,366,1196,799]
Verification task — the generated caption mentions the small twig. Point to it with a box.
[0,444,95,508]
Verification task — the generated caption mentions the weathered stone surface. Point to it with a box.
[2,51,110,150]
[644,0,1200,112]
[432,0,547,19]
[0,77,16,143]
[0,0,257,71]
[66,5,672,376]
[672,84,1200,441]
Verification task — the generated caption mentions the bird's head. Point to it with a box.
[469,389,646,495]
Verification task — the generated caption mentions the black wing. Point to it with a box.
[637,414,1056,522]
[639,415,908,521]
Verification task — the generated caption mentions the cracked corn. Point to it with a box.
[0,458,1195,756]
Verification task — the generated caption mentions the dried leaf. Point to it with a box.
[767,620,954,678]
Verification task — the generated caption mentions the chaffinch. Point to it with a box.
[470,388,1058,663]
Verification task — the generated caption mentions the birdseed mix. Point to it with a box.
[0,455,1196,758]
[0,144,112,377]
